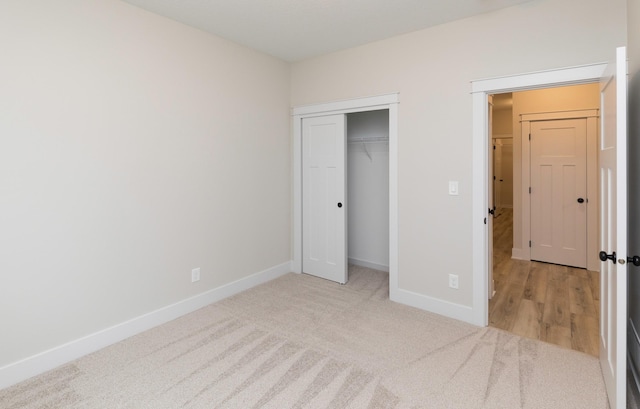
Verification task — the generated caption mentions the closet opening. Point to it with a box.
[346,110,390,275]
[292,93,399,299]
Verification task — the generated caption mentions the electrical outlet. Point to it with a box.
[191,267,201,283]
[449,274,459,289]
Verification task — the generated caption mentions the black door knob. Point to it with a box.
[599,251,617,263]
[337,202,342,208]
[577,198,585,203]
[628,256,640,266]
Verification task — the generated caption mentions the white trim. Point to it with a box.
[512,248,527,260]
[292,93,399,301]
[292,94,399,117]
[393,289,474,323]
[388,102,399,300]
[0,261,292,390]
[471,63,607,93]
[521,109,599,122]
[471,63,607,327]
[521,120,532,261]
[472,89,489,326]
[348,257,389,273]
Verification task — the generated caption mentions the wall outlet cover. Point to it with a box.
[191,267,201,283]
[448,274,459,289]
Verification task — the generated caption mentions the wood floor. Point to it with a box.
[489,208,600,356]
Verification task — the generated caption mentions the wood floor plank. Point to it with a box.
[568,275,597,316]
[590,270,601,319]
[571,313,599,356]
[542,267,571,328]
[523,262,547,303]
[542,324,573,350]
[507,259,530,287]
[510,299,542,340]
[489,282,525,331]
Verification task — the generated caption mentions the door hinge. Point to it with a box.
[493,145,496,150]
[529,187,531,194]
[484,217,487,225]
[529,240,532,248]
[529,133,531,141]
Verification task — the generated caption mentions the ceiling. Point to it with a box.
[121,0,533,62]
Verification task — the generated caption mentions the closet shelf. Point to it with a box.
[347,137,389,144]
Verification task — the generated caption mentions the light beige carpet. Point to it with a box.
[0,266,609,408]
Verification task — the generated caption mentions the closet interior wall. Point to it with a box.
[346,109,390,272]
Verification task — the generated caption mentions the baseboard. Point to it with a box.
[0,261,293,390]
[511,248,528,260]
[391,288,475,325]
[348,257,389,272]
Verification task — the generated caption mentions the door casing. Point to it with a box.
[471,63,608,327]
[292,94,399,297]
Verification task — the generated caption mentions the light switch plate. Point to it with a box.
[448,181,459,196]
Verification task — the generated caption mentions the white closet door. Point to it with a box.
[302,115,347,284]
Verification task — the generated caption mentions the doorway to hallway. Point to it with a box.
[487,85,600,355]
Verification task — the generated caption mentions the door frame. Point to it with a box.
[292,93,399,297]
[471,63,607,326]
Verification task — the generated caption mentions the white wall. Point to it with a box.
[291,0,626,308]
[0,0,290,372]
[347,110,389,271]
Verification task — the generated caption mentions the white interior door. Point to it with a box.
[302,114,348,284]
[599,46,627,409]
[530,118,587,268]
